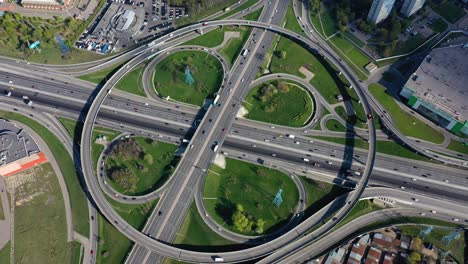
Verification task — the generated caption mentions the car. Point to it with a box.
[90,250,94,255]
[367,114,373,119]
[221,128,226,132]
[411,197,419,201]
[430,210,437,214]
[325,161,332,165]
[8,80,13,84]
[313,163,321,167]
[202,22,208,26]
[158,211,162,216]
[453,218,459,222]
[271,153,277,157]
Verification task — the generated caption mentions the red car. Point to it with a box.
[367,114,373,119]
[221,128,226,132]
[202,22,208,26]
[90,250,94,255]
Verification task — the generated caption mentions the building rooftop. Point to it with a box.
[404,46,468,121]
[0,119,40,165]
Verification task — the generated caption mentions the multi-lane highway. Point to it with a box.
[1,3,467,263]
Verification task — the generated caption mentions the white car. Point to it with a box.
[8,80,13,84]
[431,210,437,214]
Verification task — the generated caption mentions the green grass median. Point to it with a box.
[219,27,252,65]
[96,214,133,264]
[447,139,468,155]
[154,50,224,106]
[368,83,444,144]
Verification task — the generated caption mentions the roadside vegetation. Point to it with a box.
[216,0,259,20]
[283,0,306,37]
[154,50,223,106]
[431,0,466,23]
[243,7,263,21]
[14,163,74,263]
[96,214,133,264]
[183,27,226,47]
[325,118,346,132]
[105,137,179,195]
[115,65,147,96]
[300,177,348,217]
[0,112,89,236]
[0,3,107,64]
[447,139,468,155]
[312,136,433,162]
[368,83,444,144]
[173,0,239,26]
[219,27,252,65]
[244,81,314,127]
[203,159,299,235]
[106,197,158,230]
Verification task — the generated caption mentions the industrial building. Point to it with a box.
[20,0,70,10]
[400,0,426,17]
[367,0,396,24]
[0,119,47,177]
[400,46,468,135]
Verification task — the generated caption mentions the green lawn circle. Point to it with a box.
[203,159,299,235]
[105,137,179,196]
[244,80,315,127]
[153,50,224,106]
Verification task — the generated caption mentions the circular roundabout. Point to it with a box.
[80,20,377,263]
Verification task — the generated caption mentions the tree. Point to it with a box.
[277,82,289,93]
[144,153,154,164]
[390,21,402,40]
[407,252,421,264]
[110,168,137,191]
[232,204,254,233]
[310,0,320,12]
[254,219,265,234]
[280,50,287,59]
[413,237,423,251]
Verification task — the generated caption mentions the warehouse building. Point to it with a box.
[400,46,468,135]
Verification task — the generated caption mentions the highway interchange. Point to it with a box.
[1,0,468,263]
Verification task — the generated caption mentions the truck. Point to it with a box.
[213,94,220,105]
[287,134,295,139]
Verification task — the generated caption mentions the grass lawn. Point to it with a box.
[312,136,433,162]
[343,31,365,47]
[105,137,179,195]
[58,117,121,169]
[335,200,382,229]
[219,27,252,65]
[154,50,224,106]
[326,118,346,132]
[310,9,338,38]
[300,177,348,217]
[182,27,225,48]
[14,163,73,263]
[71,241,83,264]
[398,225,465,263]
[432,1,466,24]
[283,0,306,37]
[172,203,237,252]
[430,17,449,33]
[0,242,10,263]
[216,0,259,20]
[0,111,89,236]
[203,159,299,235]
[447,139,468,155]
[243,7,263,21]
[368,83,444,144]
[175,0,238,26]
[244,81,314,127]
[269,37,345,105]
[328,33,371,79]
[115,64,147,96]
[395,34,433,55]
[78,62,124,84]
[96,213,133,264]
[106,197,158,230]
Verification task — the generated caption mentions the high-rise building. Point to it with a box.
[400,0,426,17]
[367,0,396,24]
